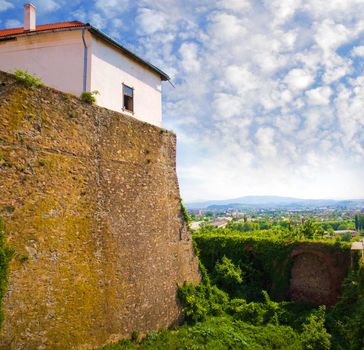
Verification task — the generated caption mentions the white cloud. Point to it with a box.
[306,86,333,106]
[94,0,129,17]
[0,0,13,12]
[111,18,123,29]
[5,19,22,28]
[213,93,243,119]
[208,12,247,43]
[265,0,302,24]
[225,65,258,92]
[89,13,107,29]
[275,115,301,134]
[314,19,351,54]
[179,42,200,73]
[255,127,277,158]
[284,68,315,91]
[351,45,364,57]
[303,0,364,20]
[216,0,250,12]
[35,0,60,13]
[136,8,168,35]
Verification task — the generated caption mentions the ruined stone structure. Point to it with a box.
[0,71,200,349]
[289,243,351,305]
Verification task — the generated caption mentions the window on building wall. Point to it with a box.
[123,84,134,112]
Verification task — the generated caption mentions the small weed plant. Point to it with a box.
[180,201,191,226]
[14,70,43,87]
[80,90,99,104]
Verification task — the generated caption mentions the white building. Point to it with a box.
[0,4,169,127]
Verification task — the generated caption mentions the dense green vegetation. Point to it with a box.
[355,213,364,231]
[199,215,355,245]
[100,264,362,350]
[98,226,364,350]
[199,218,358,241]
[100,316,307,350]
[193,233,351,301]
[0,218,14,328]
[326,253,364,350]
[192,207,363,244]
[226,219,355,234]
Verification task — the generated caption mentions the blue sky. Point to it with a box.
[1,0,364,201]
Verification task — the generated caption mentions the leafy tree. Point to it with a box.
[213,256,243,293]
[300,220,325,240]
[301,306,331,350]
[354,214,364,231]
[341,232,352,242]
[326,262,364,350]
[327,227,335,236]
[300,220,315,239]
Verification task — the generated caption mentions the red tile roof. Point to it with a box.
[0,21,85,38]
[0,20,170,80]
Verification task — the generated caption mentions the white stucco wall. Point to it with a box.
[0,30,91,96]
[90,36,162,127]
[0,29,163,126]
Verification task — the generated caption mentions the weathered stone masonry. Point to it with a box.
[289,243,351,306]
[0,71,200,349]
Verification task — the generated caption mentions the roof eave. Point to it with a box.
[87,25,170,81]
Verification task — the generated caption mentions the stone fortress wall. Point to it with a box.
[0,71,200,349]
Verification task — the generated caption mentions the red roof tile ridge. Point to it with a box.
[0,27,23,32]
[0,20,86,37]
[36,20,85,28]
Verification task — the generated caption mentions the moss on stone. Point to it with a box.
[0,70,200,349]
[0,218,14,328]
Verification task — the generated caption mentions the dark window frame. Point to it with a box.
[122,83,134,113]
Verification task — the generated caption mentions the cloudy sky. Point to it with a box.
[2,0,364,201]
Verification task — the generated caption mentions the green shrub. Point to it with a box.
[213,256,243,294]
[227,291,281,326]
[99,315,303,350]
[130,331,139,343]
[178,282,229,323]
[276,301,317,331]
[301,306,331,350]
[80,90,99,104]
[228,298,267,325]
[14,69,43,87]
[326,260,364,350]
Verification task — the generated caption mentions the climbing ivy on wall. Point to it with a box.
[193,234,351,301]
[193,234,293,300]
[326,253,364,350]
[0,218,13,328]
[180,201,191,226]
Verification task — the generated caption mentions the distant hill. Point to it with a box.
[186,195,364,210]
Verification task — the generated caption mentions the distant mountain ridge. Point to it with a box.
[186,195,364,210]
